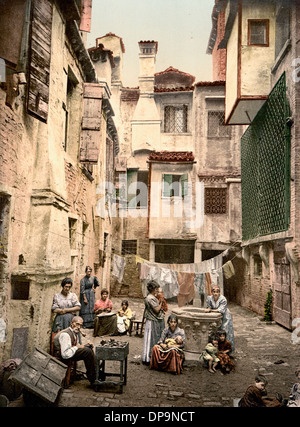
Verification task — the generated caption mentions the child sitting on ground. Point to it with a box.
[239,374,283,407]
[199,335,220,374]
[217,330,235,374]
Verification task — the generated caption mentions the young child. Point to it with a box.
[199,336,220,374]
[239,374,283,407]
[287,367,300,407]
[217,330,235,374]
[157,287,168,313]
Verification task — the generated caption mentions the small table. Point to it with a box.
[94,340,129,393]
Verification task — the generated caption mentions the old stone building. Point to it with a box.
[0,0,118,361]
[88,33,243,300]
[209,0,300,329]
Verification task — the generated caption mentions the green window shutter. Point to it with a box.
[181,173,188,197]
[163,174,173,197]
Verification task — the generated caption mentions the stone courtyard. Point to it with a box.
[8,297,300,409]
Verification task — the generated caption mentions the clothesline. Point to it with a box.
[111,235,245,290]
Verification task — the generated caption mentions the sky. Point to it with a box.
[87,0,216,87]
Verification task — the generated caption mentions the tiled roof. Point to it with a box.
[148,151,195,162]
[154,86,194,93]
[154,66,195,91]
[194,80,225,86]
[155,66,195,81]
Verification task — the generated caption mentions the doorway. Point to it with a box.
[273,251,291,330]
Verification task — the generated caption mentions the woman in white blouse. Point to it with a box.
[51,277,81,333]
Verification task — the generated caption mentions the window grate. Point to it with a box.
[207,111,231,138]
[122,240,137,255]
[248,20,269,46]
[205,188,227,214]
[164,105,188,133]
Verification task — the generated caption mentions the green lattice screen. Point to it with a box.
[241,72,291,241]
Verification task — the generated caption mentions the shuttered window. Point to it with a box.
[79,83,103,163]
[0,0,28,67]
[162,174,188,197]
[27,0,53,122]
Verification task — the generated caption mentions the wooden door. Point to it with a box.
[273,255,291,330]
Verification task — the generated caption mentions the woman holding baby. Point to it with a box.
[150,313,185,375]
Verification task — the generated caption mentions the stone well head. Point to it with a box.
[171,306,222,353]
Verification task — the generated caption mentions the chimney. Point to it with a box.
[131,41,161,152]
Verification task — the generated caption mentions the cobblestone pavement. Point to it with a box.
[8,297,300,408]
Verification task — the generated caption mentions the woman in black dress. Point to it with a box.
[79,266,100,328]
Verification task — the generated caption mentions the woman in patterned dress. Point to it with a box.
[217,330,235,373]
[150,314,185,375]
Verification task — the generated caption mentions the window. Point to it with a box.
[155,239,195,264]
[11,279,30,300]
[103,232,108,251]
[63,69,78,152]
[68,218,77,250]
[248,20,269,46]
[122,240,137,255]
[127,170,148,208]
[162,174,188,197]
[254,254,263,276]
[80,222,89,269]
[207,111,231,138]
[0,194,10,256]
[164,105,188,133]
[275,2,290,58]
[205,188,227,214]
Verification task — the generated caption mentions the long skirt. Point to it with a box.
[52,313,74,333]
[218,352,235,372]
[150,345,184,375]
[93,314,118,337]
[80,288,96,329]
[142,319,165,364]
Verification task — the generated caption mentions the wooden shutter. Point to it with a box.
[162,174,173,197]
[80,83,103,163]
[27,0,53,122]
[0,0,27,66]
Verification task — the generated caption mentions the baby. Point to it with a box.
[161,335,184,350]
